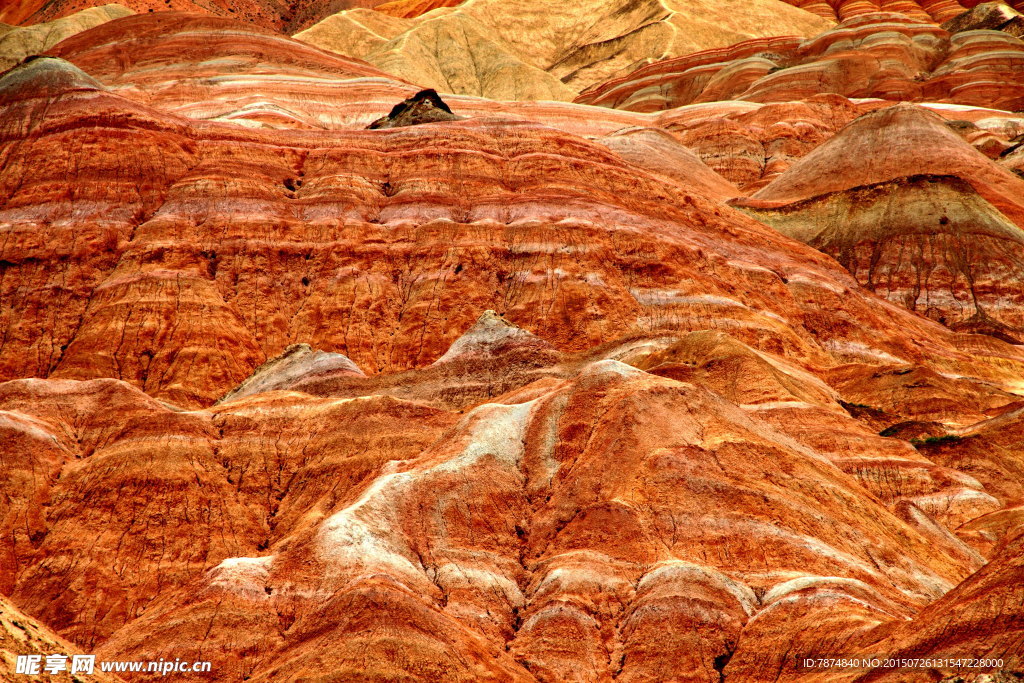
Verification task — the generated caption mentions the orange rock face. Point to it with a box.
[373,0,464,17]
[731,105,1024,336]
[0,0,395,32]
[578,13,1024,112]
[780,0,1024,22]
[2,3,1024,682]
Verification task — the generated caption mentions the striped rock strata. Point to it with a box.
[295,0,833,98]
[0,5,1023,682]
[732,105,1024,336]
[6,54,1023,410]
[577,13,1024,112]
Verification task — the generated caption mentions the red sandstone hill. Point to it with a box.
[577,12,1024,112]
[780,0,1024,22]
[730,104,1024,337]
[0,0,397,32]
[8,0,1024,29]
[2,3,1024,682]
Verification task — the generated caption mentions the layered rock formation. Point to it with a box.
[731,105,1024,335]
[44,12,415,127]
[0,0,391,32]
[2,310,1021,680]
[780,0,1024,23]
[7,43,1021,406]
[0,4,132,72]
[8,0,1022,31]
[296,0,833,98]
[651,96,863,189]
[2,1,1024,681]
[814,527,1024,681]
[578,12,1024,111]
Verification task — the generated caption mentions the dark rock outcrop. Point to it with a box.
[367,88,463,129]
[942,1,1024,37]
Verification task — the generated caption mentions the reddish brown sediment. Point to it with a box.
[2,2,1024,681]
[12,49,1021,407]
[578,13,1024,112]
[727,105,1024,334]
[779,0,1024,23]
[1,0,400,33]
[0,338,1004,680]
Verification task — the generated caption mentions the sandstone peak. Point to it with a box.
[474,309,515,329]
[0,55,103,99]
[367,88,463,128]
[432,310,554,365]
[219,343,364,403]
[743,104,1024,225]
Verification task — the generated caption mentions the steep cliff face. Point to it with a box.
[2,3,1024,682]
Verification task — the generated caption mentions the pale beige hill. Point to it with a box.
[296,8,576,100]
[369,12,577,100]
[296,0,832,98]
[0,5,132,72]
[659,0,834,74]
[292,8,413,57]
